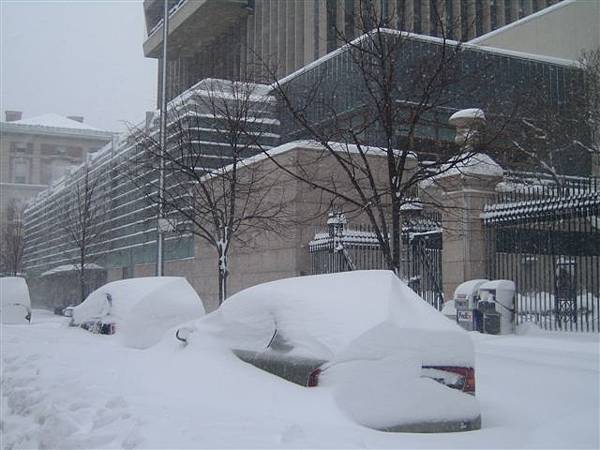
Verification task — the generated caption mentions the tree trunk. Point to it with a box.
[391,199,401,276]
[217,248,228,306]
[80,250,86,303]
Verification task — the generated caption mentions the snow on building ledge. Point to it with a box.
[435,153,504,180]
[41,263,105,277]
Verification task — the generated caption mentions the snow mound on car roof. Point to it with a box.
[73,277,205,349]
[219,270,472,364]
[1,277,31,324]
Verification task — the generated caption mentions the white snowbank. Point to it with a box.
[72,277,205,348]
[1,277,31,324]
[2,309,598,448]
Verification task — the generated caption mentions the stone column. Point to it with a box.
[286,1,296,74]
[482,0,492,34]
[336,0,346,44]
[452,0,461,40]
[304,1,315,64]
[295,1,305,70]
[421,0,431,35]
[496,0,506,27]
[437,108,503,301]
[318,0,328,57]
[405,0,415,32]
[437,167,502,301]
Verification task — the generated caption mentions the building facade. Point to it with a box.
[22,80,279,307]
[143,0,563,103]
[0,112,114,273]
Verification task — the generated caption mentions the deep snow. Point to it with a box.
[1,310,598,449]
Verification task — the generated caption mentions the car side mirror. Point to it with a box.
[176,327,194,345]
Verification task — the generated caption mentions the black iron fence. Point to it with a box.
[309,211,444,310]
[483,177,600,332]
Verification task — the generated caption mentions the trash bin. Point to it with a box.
[478,280,515,335]
[453,279,489,331]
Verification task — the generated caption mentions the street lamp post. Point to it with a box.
[156,0,170,277]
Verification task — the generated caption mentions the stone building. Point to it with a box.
[143,0,562,103]
[0,111,114,273]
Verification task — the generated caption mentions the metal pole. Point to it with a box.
[157,0,169,276]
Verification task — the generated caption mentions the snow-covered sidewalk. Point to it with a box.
[1,310,598,449]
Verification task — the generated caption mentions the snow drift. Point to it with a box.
[72,277,205,349]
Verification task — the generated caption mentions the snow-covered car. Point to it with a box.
[71,277,205,349]
[177,270,481,433]
[1,276,32,324]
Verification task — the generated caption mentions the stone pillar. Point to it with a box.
[482,0,492,34]
[318,0,328,57]
[452,0,461,40]
[466,0,476,40]
[285,1,296,74]
[336,0,346,44]
[405,0,415,32]
[421,0,431,35]
[437,168,502,301]
[295,1,305,70]
[304,1,315,64]
[496,0,506,27]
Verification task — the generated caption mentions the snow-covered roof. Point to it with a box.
[13,114,100,131]
[2,113,115,139]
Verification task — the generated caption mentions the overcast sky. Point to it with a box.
[1,0,157,132]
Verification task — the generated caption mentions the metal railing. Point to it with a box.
[483,177,599,332]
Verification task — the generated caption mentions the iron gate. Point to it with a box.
[483,177,599,332]
[309,211,443,309]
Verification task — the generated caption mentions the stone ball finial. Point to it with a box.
[449,108,486,146]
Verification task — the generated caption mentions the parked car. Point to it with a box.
[1,277,32,324]
[71,277,205,348]
[177,270,481,433]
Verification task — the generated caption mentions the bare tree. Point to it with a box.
[260,1,486,276]
[0,201,25,276]
[62,163,107,303]
[130,79,287,305]
[497,48,600,184]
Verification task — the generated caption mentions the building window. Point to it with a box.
[12,157,30,184]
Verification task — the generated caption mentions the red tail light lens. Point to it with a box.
[423,366,476,394]
[307,368,321,387]
[442,367,475,393]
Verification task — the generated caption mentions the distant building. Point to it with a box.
[143,0,562,103]
[469,0,600,61]
[0,111,115,241]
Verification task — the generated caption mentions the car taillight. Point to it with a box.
[423,366,476,394]
[442,367,476,394]
[307,368,321,387]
